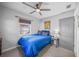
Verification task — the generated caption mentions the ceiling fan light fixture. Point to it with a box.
[22,2,50,15]
[36,9,40,12]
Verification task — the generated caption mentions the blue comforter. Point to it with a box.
[18,34,52,57]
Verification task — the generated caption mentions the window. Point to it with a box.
[19,18,31,35]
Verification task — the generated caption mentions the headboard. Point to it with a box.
[38,30,50,36]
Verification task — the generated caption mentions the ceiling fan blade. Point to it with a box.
[22,2,36,9]
[30,11,35,14]
[40,9,51,11]
[39,12,42,15]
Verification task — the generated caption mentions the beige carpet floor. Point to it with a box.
[0,44,75,57]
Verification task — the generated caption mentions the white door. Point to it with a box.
[59,17,74,51]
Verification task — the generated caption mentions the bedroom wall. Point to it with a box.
[0,6,40,52]
[39,10,74,35]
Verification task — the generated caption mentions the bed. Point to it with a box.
[18,30,53,57]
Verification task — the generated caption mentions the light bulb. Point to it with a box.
[36,9,40,12]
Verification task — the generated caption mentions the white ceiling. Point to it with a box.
[0,2,76,19]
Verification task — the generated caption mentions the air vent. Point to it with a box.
[66,4,71,9]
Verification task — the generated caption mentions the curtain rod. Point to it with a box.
[15,16,32,21]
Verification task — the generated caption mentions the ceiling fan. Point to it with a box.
[22,2,51,15]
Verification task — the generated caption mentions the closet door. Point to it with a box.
[59,17,74,51]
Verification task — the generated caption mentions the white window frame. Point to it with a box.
[20,23,31,36]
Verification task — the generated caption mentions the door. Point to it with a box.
[59,17,74,51]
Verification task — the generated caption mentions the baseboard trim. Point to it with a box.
[2,45,20,53]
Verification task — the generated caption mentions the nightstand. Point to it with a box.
[54,38,59,48]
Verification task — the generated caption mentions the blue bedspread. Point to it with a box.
[18,34,52,57]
